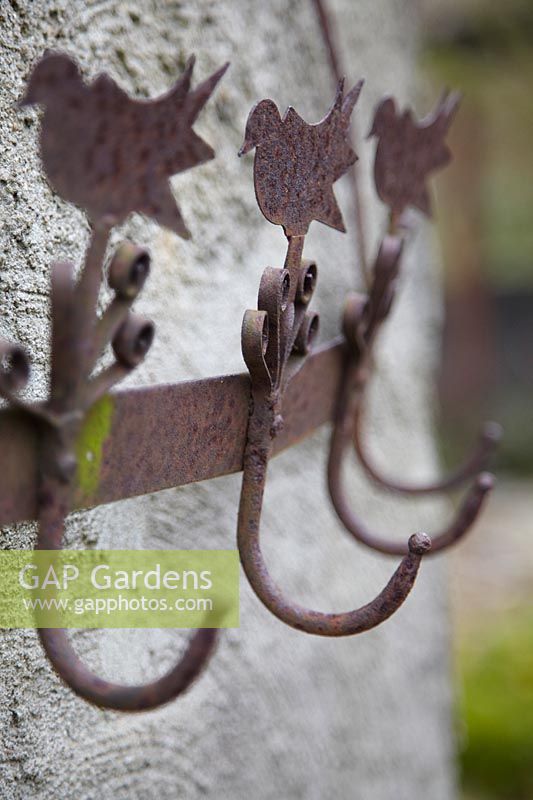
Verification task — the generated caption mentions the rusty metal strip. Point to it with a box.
[0,339,344,527]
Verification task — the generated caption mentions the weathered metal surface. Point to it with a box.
[369,91,461,221]
[0,51,230,711]
[39,620,217,712]
[239,78,363,236]
[235,78,436,634]
[0,409,39,524]
[237,247,432,634]
[21,52,229,238]
[37,475,218,712]
[2,44,500,710]
[0,340,345,527]
[327,235,499,556]
[353,412,502,496]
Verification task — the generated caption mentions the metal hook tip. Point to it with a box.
[477,471,495,493]
[408,532,432,555]
[481,421,503,447]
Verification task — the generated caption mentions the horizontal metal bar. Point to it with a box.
[0,339,344,526]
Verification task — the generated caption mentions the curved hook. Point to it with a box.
[351,375,501,496]
[37,486,217,711]
[237,424,431,635]
[324,227,498,556]
[38,627,216,712]
[239,250,431,634]
[327,350,494,556]
[32,237,217,711]
[342,233,501,497]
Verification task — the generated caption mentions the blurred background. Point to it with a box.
[421,1,533,798]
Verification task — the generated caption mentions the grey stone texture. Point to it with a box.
[0,1,455,798]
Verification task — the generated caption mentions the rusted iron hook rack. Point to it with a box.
[0,51,500,712]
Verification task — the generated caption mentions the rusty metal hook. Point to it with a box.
[30,232,219,711]
[353,410,501,496]
[325,83,501,556]
[37,489,217,712]
[3,51,230,709]
[237,241,431,634]
[327,324,495,557]
[37,626,216,712]
[238,427,430,635]
[237,84,435,632]
[346,234,501,498]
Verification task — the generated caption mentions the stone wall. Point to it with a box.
[0,2,454,798]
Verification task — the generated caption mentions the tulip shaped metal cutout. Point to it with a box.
[238,80,432,635]
[5,51,228,710]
